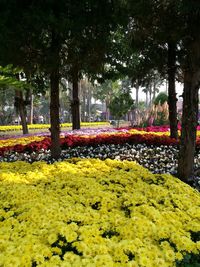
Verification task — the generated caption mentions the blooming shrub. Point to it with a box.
[0,159,200,267]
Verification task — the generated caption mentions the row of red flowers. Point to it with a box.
[131,124,200,132]
[1,131,200,156]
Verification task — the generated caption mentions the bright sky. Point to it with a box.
[132,81,184,102]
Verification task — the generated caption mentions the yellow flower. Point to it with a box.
[0,158,200,266]
[175,252,183,261]
[164,249,175,262]
[48,233,58,245]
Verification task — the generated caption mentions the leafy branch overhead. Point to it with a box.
[0,65,27,89]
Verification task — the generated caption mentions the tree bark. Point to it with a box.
[80,80,86,121]
[105,98,110,121]
[71,69,80,130]
[87,82,92,122]
[177,37,200,182]
[15,89,28,134]
[149,85,152,106]
[167,42,178,139]
[50,68,61,159]
[135,82,139,107]
[177,70,199,182]
[49,30,61,159]
[152,80,156,102]
[29,92,34,124]
[145,90,148,107]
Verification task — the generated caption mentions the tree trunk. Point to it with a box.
[167,42,178,139]
[145,90,148,107]
[71,69,80,130]
[177,37,200,183]
[80,80,86,121]
[105,98,110,121]
[49,30,61,159]
[50,68,61,159]
[152,81,156,102]
[149,85,152,106]
[177,70,199,182]
[29,93,34,124]
[87,82,92,121]
[15,89,28,134]
[135,82,139,107]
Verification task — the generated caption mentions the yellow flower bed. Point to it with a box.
[0,122,109,132]
[0,136,45,148]
[129,129,200,137]
[0,159,200,267]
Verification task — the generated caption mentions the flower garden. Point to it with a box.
[0,125,200,267]
[0,122,109,133]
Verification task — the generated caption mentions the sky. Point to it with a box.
[132,81,184,102]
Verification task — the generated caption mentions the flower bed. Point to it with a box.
[132,125,200,132]
[0,127,200,156]
[0,159,200,267]
[0,122,109,132]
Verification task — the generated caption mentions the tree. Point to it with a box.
[126,0,200,182]
[0,0,120,158]
[124,0,179,139]
[0,87,14,125]
[176,0,200,182]
[109,91,133,127]
[61,0,119,130]
[0,65,30,133]
[108,78,133,126]
[94,80,121,121]
[154,92,168,106]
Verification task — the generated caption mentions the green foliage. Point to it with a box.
[0,65,25,89]
[154,92,168,105]
[0,87,15,125]
[176,252,200,267]
[30,74,50,96]
[108,92,133,121]
[153,112,169,126]
[94,80,120,102]
[138,101,146,111]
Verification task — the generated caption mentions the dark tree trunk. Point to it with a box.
[15,89,28,134]
[152,80,156,102]
[105,98,110,121]
[24,72,33,124]
[49,31,61,159]
[80,80,86,122]
[71,69,80,130]
[50,68,61,159]
[145,90,148,107]
[177,37,200,182]
[149,85,152,106]
[87,83,92,121]
[177,70,199,182]
[135,82,139,107]
[29,92,34,124]
[167,42,178,139]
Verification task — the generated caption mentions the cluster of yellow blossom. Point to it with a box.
[0,158,200,267]
[129,129,200,138]
[0,136,45,148]
[0,122,109,132]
